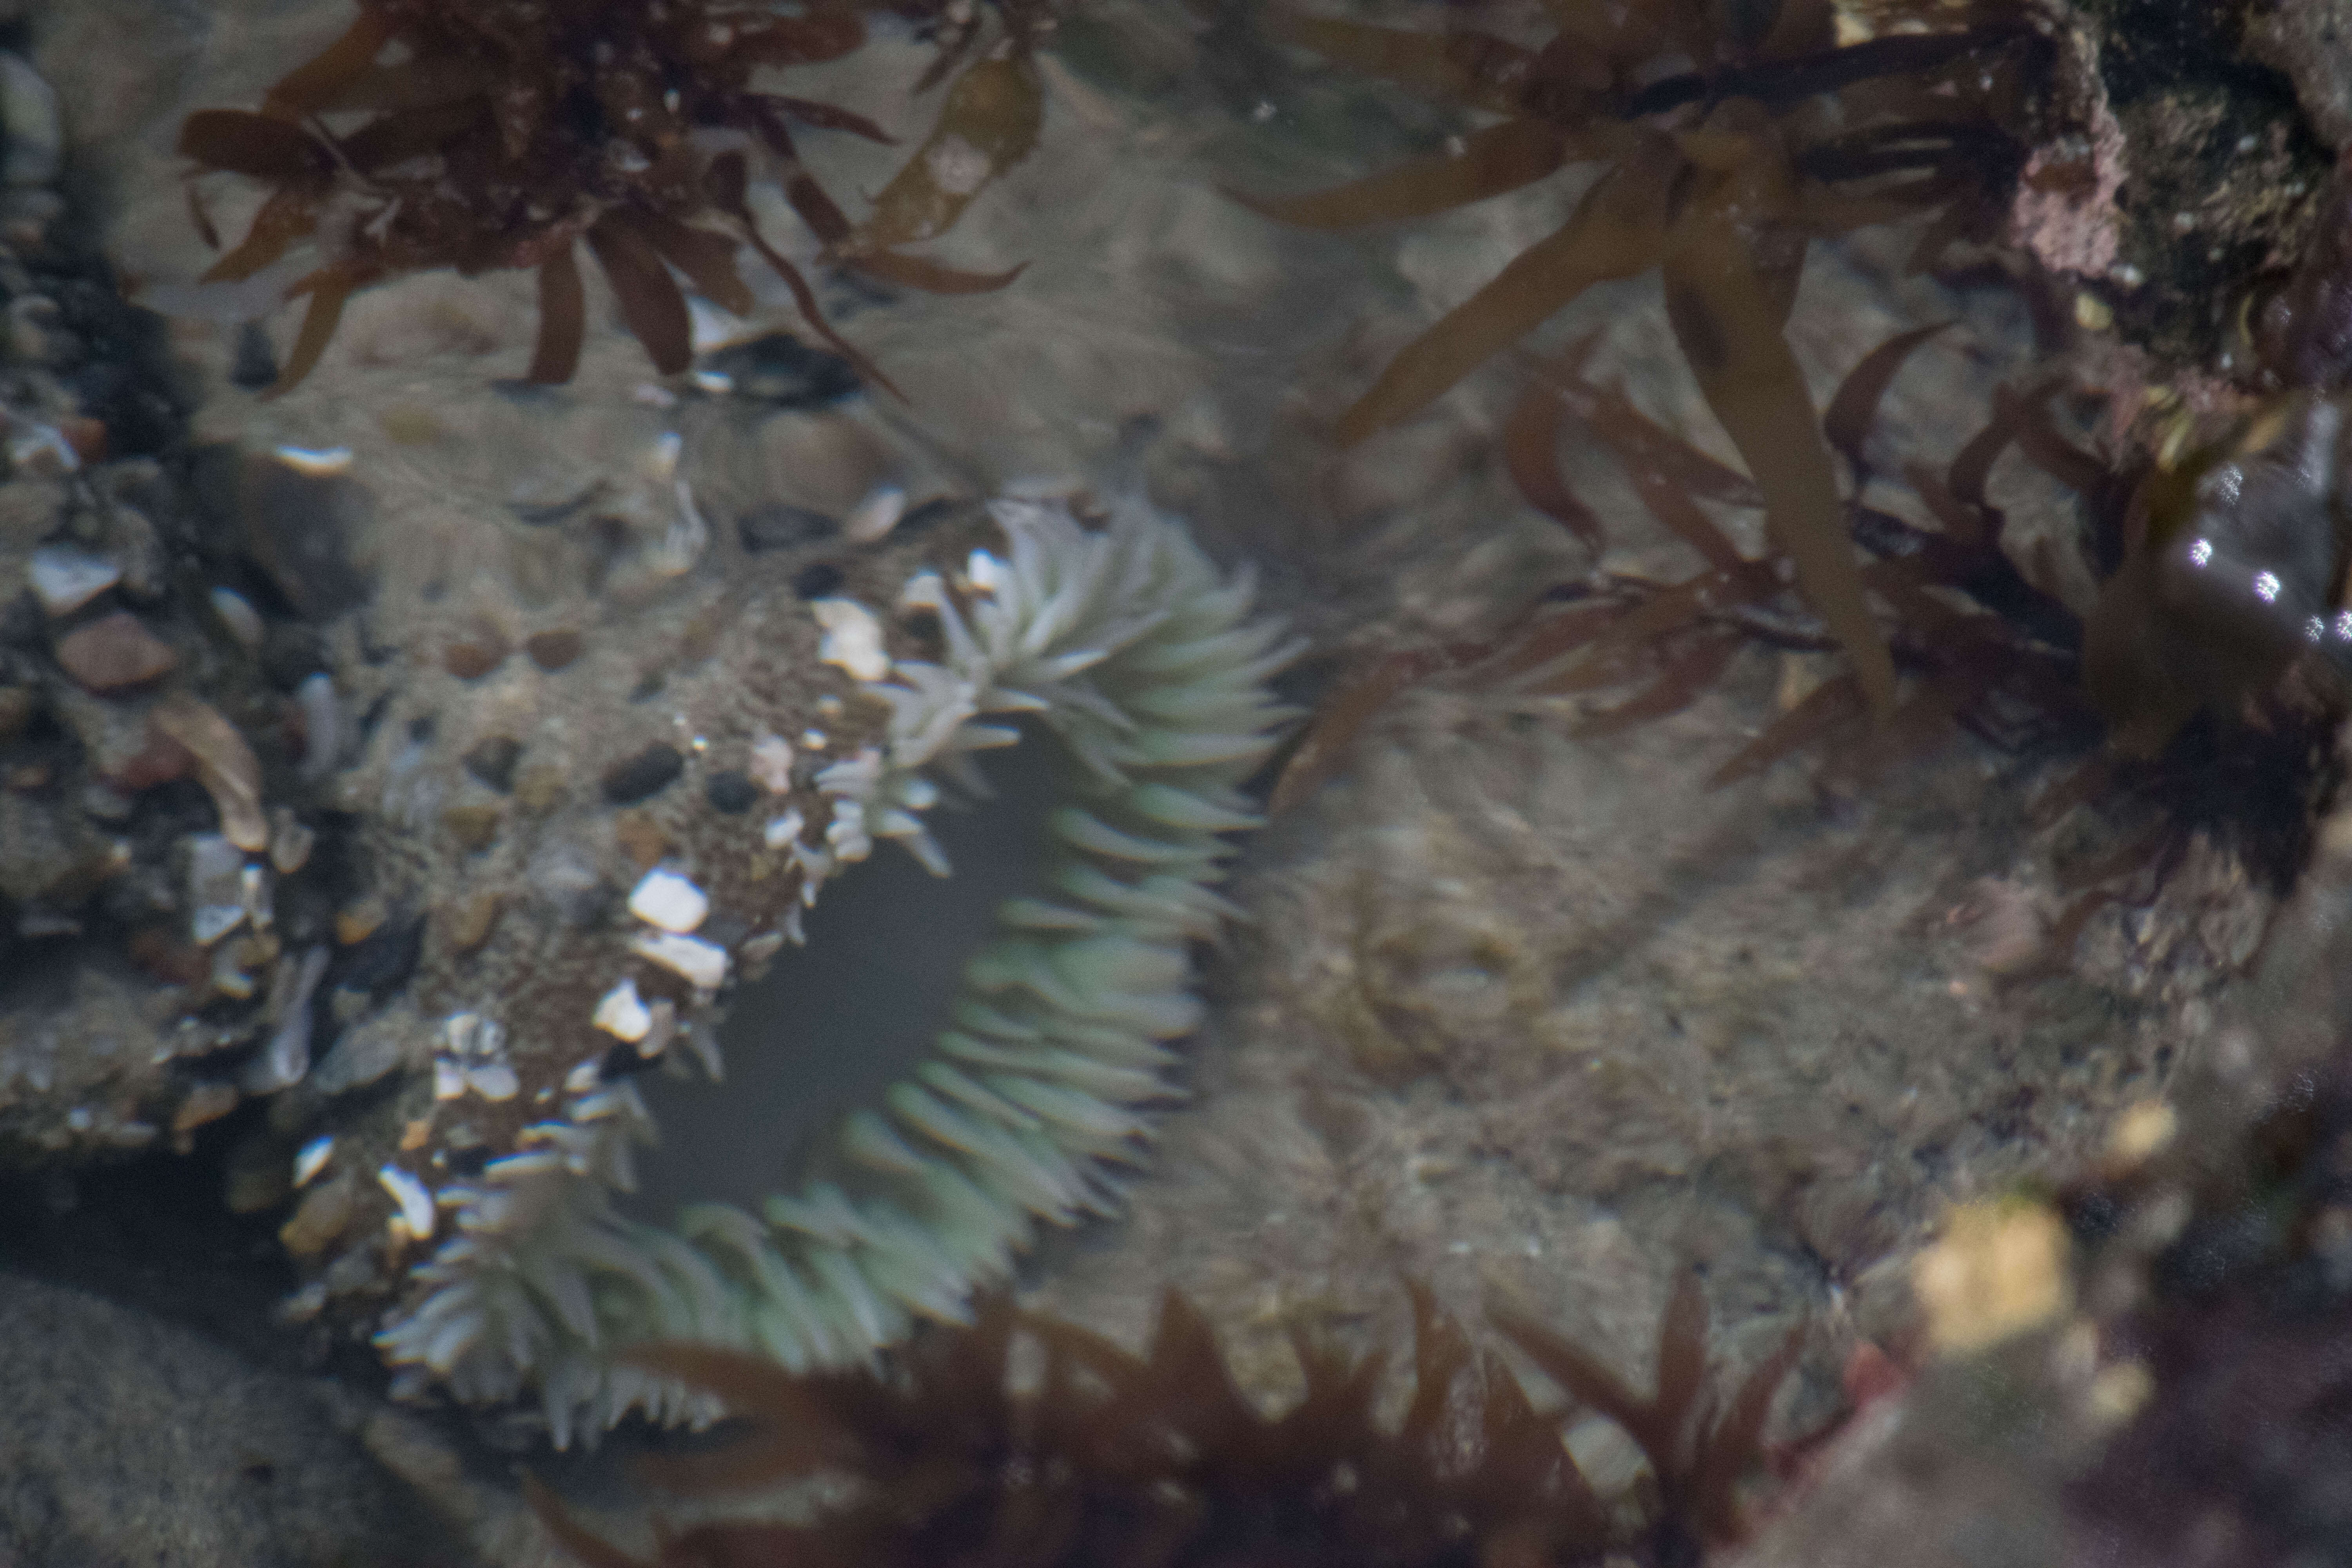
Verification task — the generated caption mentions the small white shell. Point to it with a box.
[591,978,653,1043]
[762,808,804,849]
[27,544,120,616]
[627,867,709,933]
[293,1134,334,1187]
[632,930,728,990]
[432,1058,466,1101]
[811,597,891,681]
[378,1165,436,1242]
[187,833,247,947]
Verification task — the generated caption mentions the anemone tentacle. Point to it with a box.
[372,494,1296,1443]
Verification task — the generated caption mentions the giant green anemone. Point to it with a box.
[372,494,1295,1443]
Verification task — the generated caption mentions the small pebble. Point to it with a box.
[704,770,758,813]
[442,802,501,853]
[446,889,503,953]
[278,1173,357,1256]
[514,763,566,815]
[268,809,314,874]
[613,810,668,868]
[844,485,907,544]
[702,332,862,406]
[294,672,341,781]
[462,736,524,793]
[54,610,176,691]
[335,894,388,947]
[601,742,684,805]
[524,628,584,670]
[170,1082,240,1139]
[207,587,266,651]
[443,637,508,680]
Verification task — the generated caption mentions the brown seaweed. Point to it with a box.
[1269,325,2084,814]
[175,0,1051,395]
[531,1278,1808,1568]
[1239,0,2046,715]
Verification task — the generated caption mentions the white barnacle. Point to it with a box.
[592,979,653,1044]
[379,1164,436,1243]
[749,732,795,792]
[436,1010,518,1101]
[627,867,709,934]
[811,597,892,681]
[631,930,730,991]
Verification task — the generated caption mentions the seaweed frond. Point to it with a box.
[531,1279,1808,1567]
[1271,325,2093,813]
[174,0,1052,394]
[1240,0,2050,714]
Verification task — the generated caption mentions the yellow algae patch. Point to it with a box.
[1912,1198,2071,1354]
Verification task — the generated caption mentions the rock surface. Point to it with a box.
[0,1270,485,1568]
[2,0,2342,1559]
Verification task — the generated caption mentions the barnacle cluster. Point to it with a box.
[1239,0,2047,711]
[352,493,1296,1441]
[172,0,1049,393]
[530,1275,1802,1568]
